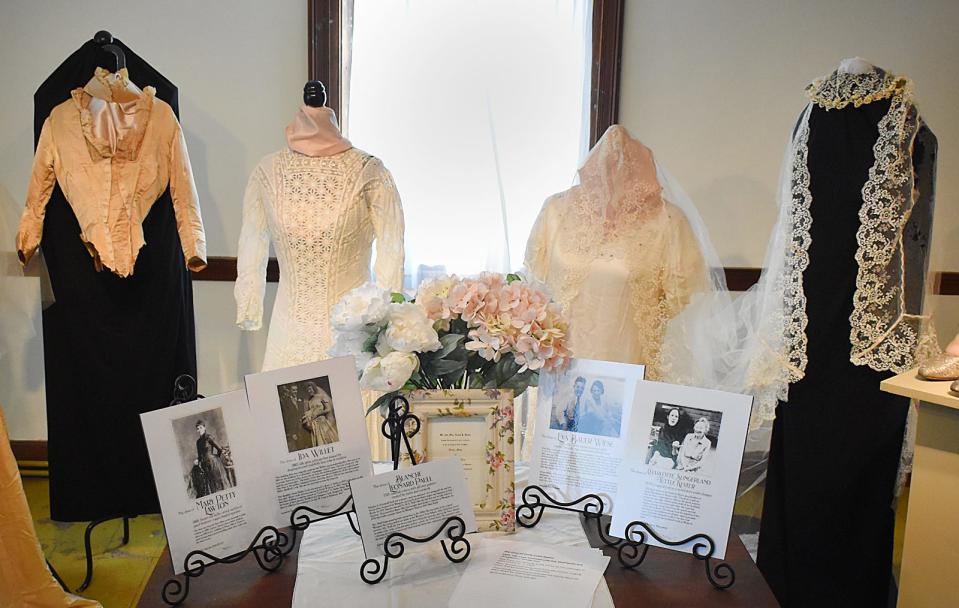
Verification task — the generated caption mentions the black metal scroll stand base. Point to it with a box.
[75,514,133,592]
[160,394,470,605]
[358,395,471,584]
[517,484,735,590]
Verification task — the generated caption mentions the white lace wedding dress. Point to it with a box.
[235,148,404,370]
[524,126,717,378]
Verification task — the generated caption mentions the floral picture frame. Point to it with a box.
[403,389,516,533]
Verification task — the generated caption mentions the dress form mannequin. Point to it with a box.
[234,81,403,371]
[756,61,937,605]
[303,80,327,108]
[837,56,874,75]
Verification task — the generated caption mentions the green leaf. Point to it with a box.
[362,331,380,353]
[366,391,398,416]
[444,347,469,362]
[390,292,406,303]
[490,357,519,384]
[427,358,468,376]
[438,333,466,357]
[500,368,538,395]
[506,273,522,284]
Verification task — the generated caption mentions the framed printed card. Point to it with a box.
[404,389,516,533]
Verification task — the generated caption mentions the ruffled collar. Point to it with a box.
[806,66,910,110]
[71,68,156,160]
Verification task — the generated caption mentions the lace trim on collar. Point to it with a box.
[806,68,910,110]
[70,85,156,161]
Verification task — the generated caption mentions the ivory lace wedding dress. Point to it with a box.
[524,126,719,378]
[235,106,404,370]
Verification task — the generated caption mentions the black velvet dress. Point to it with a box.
[757,97,937,606]
[34,39,197,521]
[195,433,229,498]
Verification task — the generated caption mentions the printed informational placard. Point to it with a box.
[610,381,753,558]
[350,458,478,558]
[141,391,266,574]
[528,358,646,511]
[244,357,373,527]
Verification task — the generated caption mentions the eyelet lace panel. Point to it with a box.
[235,149,405,371]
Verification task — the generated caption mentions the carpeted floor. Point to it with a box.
[23,476,166,608]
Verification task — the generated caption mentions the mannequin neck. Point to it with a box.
[838,57,875,75]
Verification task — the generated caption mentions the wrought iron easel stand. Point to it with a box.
[160,394,471,605]
[517,484,735,590]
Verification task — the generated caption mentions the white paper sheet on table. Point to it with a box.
[292,465,615,608]
[448,538,609,608]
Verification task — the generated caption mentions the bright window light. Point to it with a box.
[345,0,591,288]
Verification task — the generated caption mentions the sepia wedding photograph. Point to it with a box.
[645,402,723,476]
[171,407,237,500]
[549,372,626,438]
[276,375,340,452]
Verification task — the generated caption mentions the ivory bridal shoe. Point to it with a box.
[920,332,959,381]
[918,353,959,381]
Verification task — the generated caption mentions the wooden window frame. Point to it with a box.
[307,0,344,120]
[308,0,625,147]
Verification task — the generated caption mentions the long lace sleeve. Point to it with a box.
[169,115,207,271]
[234,167,272,330]
[364,160,405,291]
[16,118,57,266]
[663,205,708,320]
[524,197,555,281]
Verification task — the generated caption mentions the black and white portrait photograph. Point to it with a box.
[549,373,626,438]
[645,403,723,476]
[276,375,340,452]
[172,407,237,499]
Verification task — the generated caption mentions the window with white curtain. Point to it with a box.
[343,0,592,289]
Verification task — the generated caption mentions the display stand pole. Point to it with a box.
[159,394,470,604]
[78,373,200,593]
[47,559,70,593]
[76,514,134,592]
[516,485,736,589]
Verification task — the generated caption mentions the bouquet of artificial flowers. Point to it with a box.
[329,273,571,412]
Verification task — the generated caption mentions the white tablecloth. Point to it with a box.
[292,465,615,607]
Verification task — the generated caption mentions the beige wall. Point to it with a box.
[1,0,957,440]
